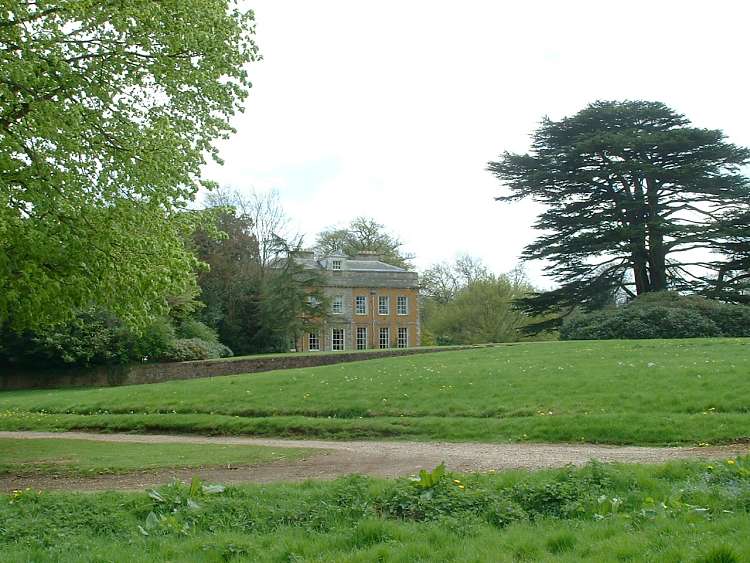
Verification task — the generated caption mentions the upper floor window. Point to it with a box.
[332,259,342,271]
[332,295,343,314]
[378,295,389,315]
[397,296,408,315]
[355,295,367,315]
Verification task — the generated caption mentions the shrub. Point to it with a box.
[161,339,216,362]
[0,311,138,367]
[159,338,233,362]
[132,317,177,362]
[561,292,749,340]
[176,320,220,344]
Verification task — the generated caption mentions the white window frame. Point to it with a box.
[397,327,408,348]
[332,259,342,271]
[356,327,368,350]
[379,327,390,349]
[308,331,320,351]
[397,296,408,316]
[331,328,345,351]
[378,295,389,315]
[355,295,367,315]
[332,295,343,314]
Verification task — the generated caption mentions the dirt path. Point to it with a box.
[1,431,747,492]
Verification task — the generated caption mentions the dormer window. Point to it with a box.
[332,259,342,271]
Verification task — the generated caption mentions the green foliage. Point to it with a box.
[3,458,750,562]
[414,463,446,489]
[0,1,258,331]
[160,338,232,362]
[489,100,750,332]
[196,191,324,355]
[422,260,550,344]
[695,547,742,563]
[315,216,413,269]
[176,319,219,343]
[0,310,134,367]
[561,293,750,340]
[0,310,234,367]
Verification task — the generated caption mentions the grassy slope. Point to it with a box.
[1,457,749,562]
[0,438,313,476]
[1,338,749,445]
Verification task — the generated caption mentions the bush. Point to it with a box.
[161,338,215,362]
[160,338,233,362]
[0,311,138,367]
[176,319,220,344]
[561,292,750,340]
[133,317,177,362]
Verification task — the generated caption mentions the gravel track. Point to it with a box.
[1,431,747,492]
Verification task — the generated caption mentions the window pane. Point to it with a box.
[397,296,408,315]
[356,327,367,350]
[332,295,343,314]
[397,327,408,348]
[378,296,389,315]
[308,332,319,351]
[355,296,367,315]
[332,328,345,350]
[379,327,389,349]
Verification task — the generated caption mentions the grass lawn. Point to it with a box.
[0,438,313,476]
[1,457,749,562]
[1,338,749,445]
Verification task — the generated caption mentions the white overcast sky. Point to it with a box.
[202,0,750,286]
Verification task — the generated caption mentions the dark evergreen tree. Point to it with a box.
[488,100,750,331]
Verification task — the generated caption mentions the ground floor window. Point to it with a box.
[379,327,390,349]
[397,327,408,348]
[308,331,319,351]
[332,328,345,351]
[356,327,368,350]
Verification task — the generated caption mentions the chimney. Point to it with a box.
[291,249,315,259]
[354,250,381,261]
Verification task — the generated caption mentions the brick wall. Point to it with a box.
[0,345,486,390]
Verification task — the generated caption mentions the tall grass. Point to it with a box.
[2,457,749,561]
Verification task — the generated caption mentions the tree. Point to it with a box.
[425,272,536,345]
[197,189,324,355]
[421,254,490,304]
[0,1,258,331]
[488,100,750,330]
[315,217,413,269]
[420,256,544,344]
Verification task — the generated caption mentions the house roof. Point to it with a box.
[294,257,408,273]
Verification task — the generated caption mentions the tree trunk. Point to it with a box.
[631,249,650,295]
[645,176,667,291]
[628,177,651,295]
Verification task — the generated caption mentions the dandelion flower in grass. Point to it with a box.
[458,485,465,490]
[727,459,736,465]
[453,479,462,484]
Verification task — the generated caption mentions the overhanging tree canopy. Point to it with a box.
[0,0,258,330]
[488,100,750,330]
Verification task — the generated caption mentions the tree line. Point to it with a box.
[2,3,748,367]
